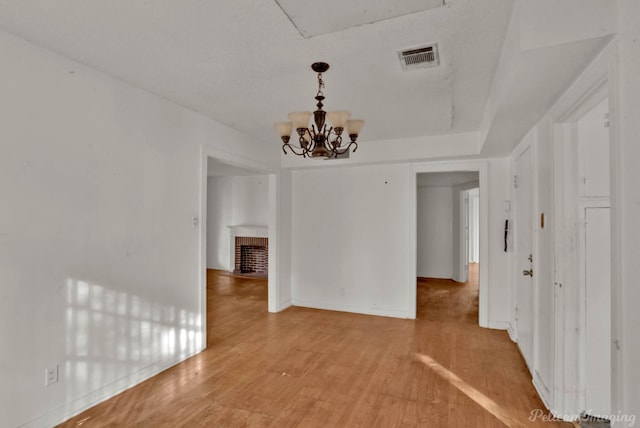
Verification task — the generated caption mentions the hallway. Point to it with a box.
[417,263,480,324]
[58,268,570,427]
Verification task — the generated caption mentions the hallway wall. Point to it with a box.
[417,186,454,279]
[506,22,640,417]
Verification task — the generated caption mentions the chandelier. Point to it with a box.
[274,62,365,159]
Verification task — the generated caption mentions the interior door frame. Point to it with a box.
[462,189,470,282]
[547,41,616,418]
[199,145,280,350]
[511,142,536,371]
[410,160,489,327]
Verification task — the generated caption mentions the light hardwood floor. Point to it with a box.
[57,265,570,427]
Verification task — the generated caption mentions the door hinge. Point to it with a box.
[513,175,518,189]
[604,112,610,128]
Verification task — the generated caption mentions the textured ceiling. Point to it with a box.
[275,0,445,38]
[481,36,612,156]
[0,0,514,145]
[207,158,266,177]
[0,0,613,157]
[417,171,479,188]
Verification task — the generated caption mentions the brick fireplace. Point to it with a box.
[234,236,268,275]
[228,225,268,277]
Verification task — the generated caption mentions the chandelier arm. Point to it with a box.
[302,128,314,157]
[294,128,315,157]
[282,142,308,157]
[332,141,358,156]
[329,133,342,149]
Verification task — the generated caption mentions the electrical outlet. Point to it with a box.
[45,365,59,386]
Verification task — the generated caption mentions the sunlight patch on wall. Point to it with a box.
[64,278,202,398]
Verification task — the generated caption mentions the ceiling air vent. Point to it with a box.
[398,44,440,71]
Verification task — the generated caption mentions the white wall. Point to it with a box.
[273,170,293,311]
[206,176,232,270]
[534,121,557,401]
[0,30,276,428]
[486,158,512,327]
[615,0,640,418]
[206,175,268,270]
[505,26,640,417]
[577,99,610,198]
[289,159,511,325]
[452,180,480,283]
[469,188,480,263]
[416,186,454,278]
[291,164,414,318]
[281,132,481,168]
[518,0,616,51]
[511,85,614,417]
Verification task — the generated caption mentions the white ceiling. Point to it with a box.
[0,0,513,145]
[275,0,445,38]
[0,0,615,157]
[207,158,265,177]
[417,171,479,188]
[481,36,612,156]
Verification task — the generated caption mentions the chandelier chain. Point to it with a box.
[317,73,324,97]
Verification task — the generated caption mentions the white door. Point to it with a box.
[515,147,534,367]
[584,207,611,415]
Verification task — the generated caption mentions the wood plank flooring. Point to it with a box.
[57,265,570,427]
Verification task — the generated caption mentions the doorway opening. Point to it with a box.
[205,157,270,278]
[416,171,480,323]
[200,151,278,348]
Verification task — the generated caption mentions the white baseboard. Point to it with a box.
[532,371,554,414]
[274,298,293,312]
[19,350,203,428]
[486,320,510,330]
[485,320,517,342]
[292,298,414,319]
[507,323,517,342]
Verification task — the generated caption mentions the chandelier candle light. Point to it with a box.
[275,62,365,159]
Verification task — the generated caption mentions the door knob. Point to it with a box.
[523,269,533,277]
